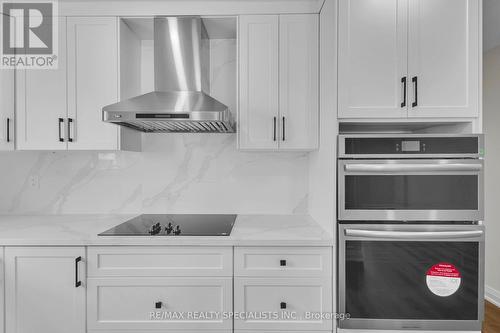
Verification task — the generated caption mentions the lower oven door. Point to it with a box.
[338,223,484,331]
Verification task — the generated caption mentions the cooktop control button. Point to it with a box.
[149,222,162,235]
[165,222,173,234]
[173,225,181,235]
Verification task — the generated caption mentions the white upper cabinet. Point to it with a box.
[0,68,15,151]
[338,0,408,118]
[239,15,280,150]
[407,0,479,118]
[279,14,319,150]
[239,14,319,151]
[16,17,120,150]
[67,17,119,150]
[5,247,85,333]
[0,12,15,151]
[16,17,68,150]
[338,0,480,119]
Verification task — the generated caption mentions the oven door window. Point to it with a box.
[345,175,478,210]
[345,241,479,320]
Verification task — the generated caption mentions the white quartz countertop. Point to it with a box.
[0,214,334,246]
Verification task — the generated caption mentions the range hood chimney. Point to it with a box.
[103,16,235,133]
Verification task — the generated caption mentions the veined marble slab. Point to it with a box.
[0,214,333,246]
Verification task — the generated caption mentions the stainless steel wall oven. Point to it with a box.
[338,134,484,221]
[337,134,485,331]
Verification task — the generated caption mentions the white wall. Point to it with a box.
[483,44,500,305]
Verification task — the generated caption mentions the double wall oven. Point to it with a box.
[337,134,485,331]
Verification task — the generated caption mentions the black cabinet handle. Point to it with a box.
[58,118,64,142]
[401,77,407,108]
[412,76,418,107]
[282,117,285,141]
[67,118,73,142]
[155,301,162,309]
[75,256,82,288]
[280,302,287,309]
[273,117,277,142]
[6,118,10,143]
[280,259,287,267]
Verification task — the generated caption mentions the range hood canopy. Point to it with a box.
[103,16,235,133]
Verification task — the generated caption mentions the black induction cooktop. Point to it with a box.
[99,214,237,236]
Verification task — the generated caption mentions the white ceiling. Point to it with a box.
[484,0,500,52]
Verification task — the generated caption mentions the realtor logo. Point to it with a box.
[1,0,58,69]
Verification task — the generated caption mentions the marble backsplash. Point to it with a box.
[0,134,309,215]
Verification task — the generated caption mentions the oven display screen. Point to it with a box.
[401,140,420,152]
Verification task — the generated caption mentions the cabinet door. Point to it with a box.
[279,15,319,150]
[87,277,232,331]
[0,12,15,151]
[408,0,479,118]
[234,277,332,331]
[16,17,67,150]
[0,68,15,151]
[338,0,408,118]
[5,247,85,333]
[67,17,119,150]
[239,15,279,150]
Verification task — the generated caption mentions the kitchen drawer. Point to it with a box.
[234,247,332,277]
[87,277,232,330]
[87,246,232,277]
[234,277,333,331]
[235,331,329,333]
[89,331,231,333]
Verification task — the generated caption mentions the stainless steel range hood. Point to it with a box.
[103,16,234,133]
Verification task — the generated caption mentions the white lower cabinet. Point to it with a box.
[86,246,234,332]
[234,277,332,331]
[4,247,86,333]
[0,245,333,333]
[234,246,332,277]
[87,246,232,277]
[234,247,333,332]
[87,277,232,331]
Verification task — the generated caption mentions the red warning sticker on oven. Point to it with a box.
[426,263,461,297]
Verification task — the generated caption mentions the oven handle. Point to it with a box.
[345,229,483,239]
[344,163,483,173]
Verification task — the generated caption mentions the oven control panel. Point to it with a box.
[338,134,483,158]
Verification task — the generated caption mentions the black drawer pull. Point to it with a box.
[75,256,82,288]
[155,301,162,309]
[280,259,287,267]
[280,302,287,309]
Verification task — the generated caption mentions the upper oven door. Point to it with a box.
[338,159,484,221]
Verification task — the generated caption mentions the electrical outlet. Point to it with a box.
[29,175,40,189]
